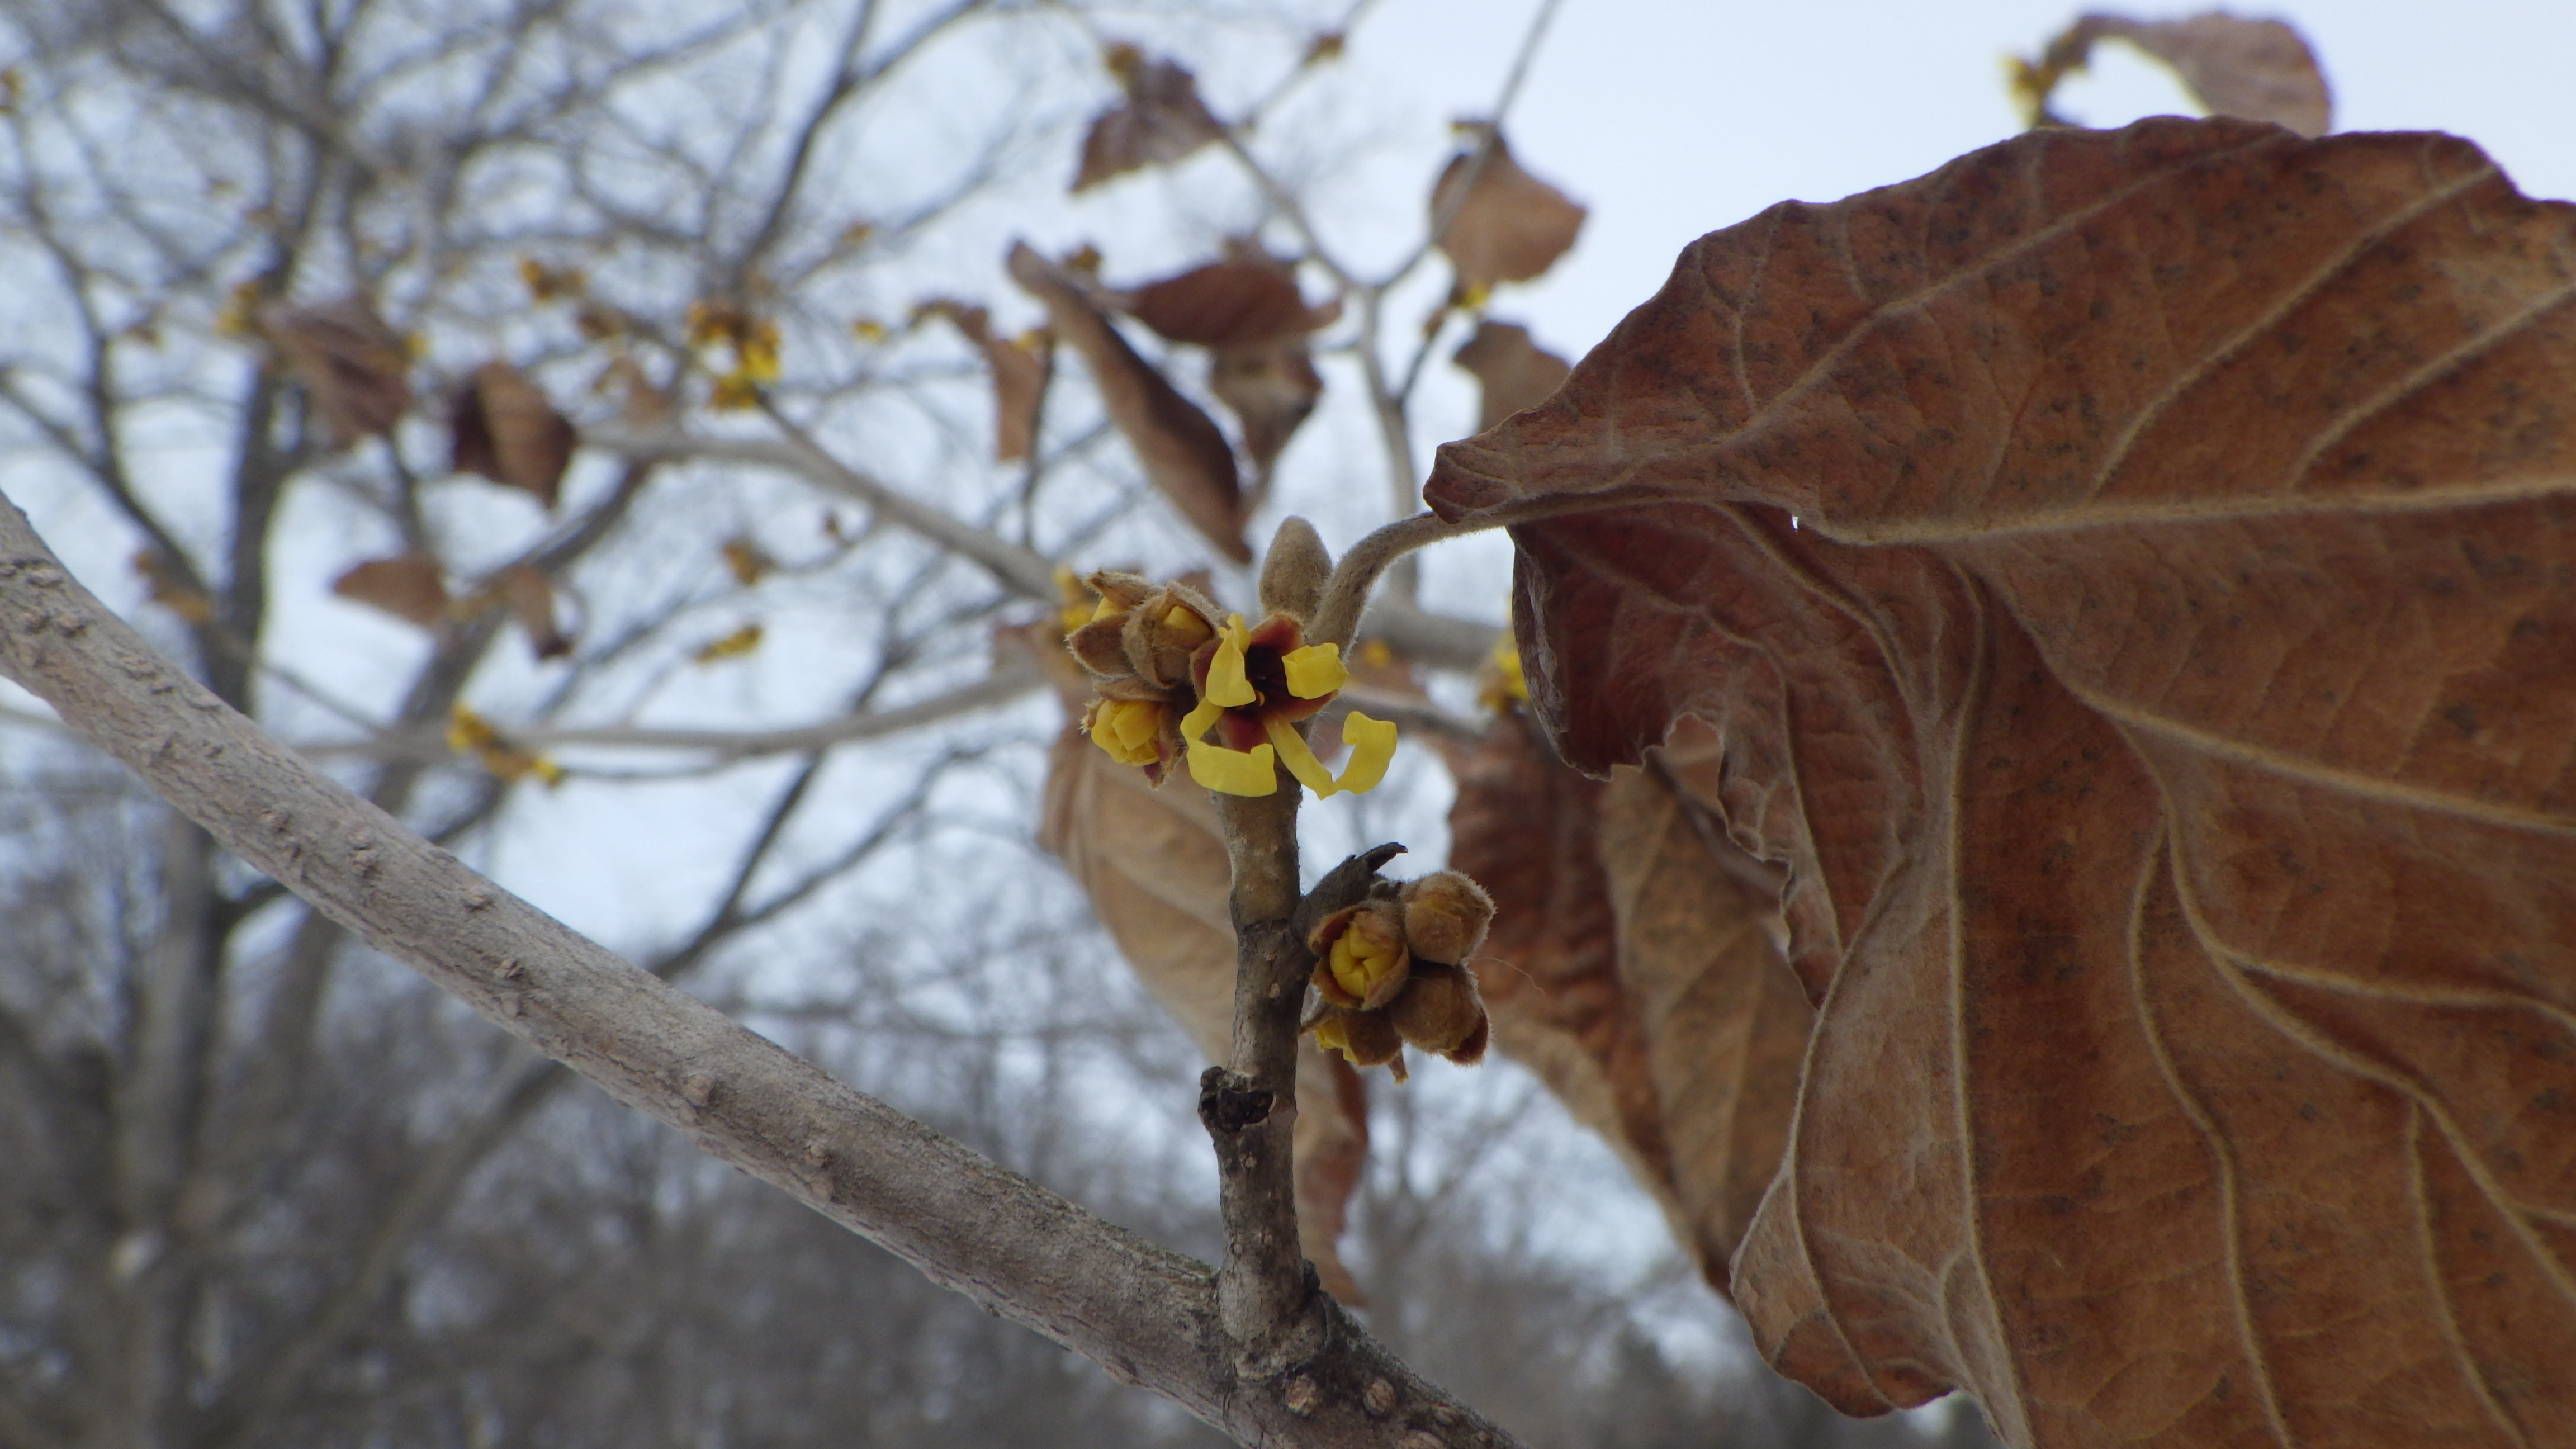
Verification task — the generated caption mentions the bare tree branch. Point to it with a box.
[0,495,1525,1448]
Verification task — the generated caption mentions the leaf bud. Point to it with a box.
[1308,901,1410,1010]
[1387,960,1489,1064]
[1398,870,1495,966]
[1257,515,1332,624]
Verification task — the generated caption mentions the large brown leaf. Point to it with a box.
[1427,119,2576,1447]
[1446,713,1683,1234]
[1008,243,1248,563]
[1449,711,1810,1294]
[1038,723,1368,1304]
[1598,719,1810,1295]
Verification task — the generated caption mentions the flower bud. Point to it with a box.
[1311,1005,1408,1081]
[1399,871,1495,966]
[1387,960,1489,1064]
[1308,901,1409,1010]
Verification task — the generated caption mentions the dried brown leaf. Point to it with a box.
[922,301,1051,463]
[1451,320,1571,434]
[2044,11,2332,138]
[1210,342,1321,478]
[1038,727,1368,1303]
[1072,47,1225,193]
[1428,119,2576,1446]
[1118,254,1339,349]
[262,297,411,448]
[493,564,571,660]
[330,555,447,629]
[1598,719,1809,1296]
[452,362,576,508]
[1446,713,1682,1233]
[1008,242,1247,563]
[1430,129,1586,299]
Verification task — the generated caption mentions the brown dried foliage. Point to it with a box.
[1120,255,1339,349]
[1036,713,1369,1304]
[1072,46,1225,193]
[1120,252,1338,479]
[493,563,571,660]
[1429,119,2576,1447]
[1448,712,1807,1295]
[920,301,1050,463]
[262,297,411,448]
[1430,129,1586,300]
[1008,243,1247,562]
[451,362,576,508]
[330,555,448,629]
[2036,11,2332,138]
[1452,321,1571,434]
[1446,713,1678,1233]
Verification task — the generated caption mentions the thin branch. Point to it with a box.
[590,422,1058,600]
[292,665,1042,765]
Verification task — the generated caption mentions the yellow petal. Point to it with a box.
[1263,714,1339,797]
[1334,712,1398,795]
[1161,604,1214,646]
[1187,736,1277,795]
[1312,1011,1353,1057]
[1280,642,1347,699]
[1204,615,1256,708]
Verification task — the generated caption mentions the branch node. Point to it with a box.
[1282,1375,1320,1417]
[1197,1066,1278,1133]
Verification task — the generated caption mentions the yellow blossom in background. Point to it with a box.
[445,705,565,789]
[692,623,764,662]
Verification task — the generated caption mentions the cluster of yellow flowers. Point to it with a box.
[685,300,782,411]
[1304,872,1494,1080]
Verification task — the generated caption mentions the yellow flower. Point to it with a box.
[1177,614,1395,799]
[1083,697,1167,767]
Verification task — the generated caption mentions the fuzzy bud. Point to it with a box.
[1312,1006,1408,1081]
[1387,960,1489,1064]
[1257,515,1332,625]
[1398,871,1495,966]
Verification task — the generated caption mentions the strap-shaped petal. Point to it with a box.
[1334,712,1398,795]
[1203,614,1257,708]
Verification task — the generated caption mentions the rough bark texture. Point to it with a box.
[0,495,1519,1449]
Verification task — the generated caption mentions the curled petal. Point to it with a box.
[1334,712,1398,795]
[1280,641,1347,699]
[1259,709,1400,799]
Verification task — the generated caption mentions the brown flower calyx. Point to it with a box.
[1064,566,1395,798]
[1303,871,1495,1079]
